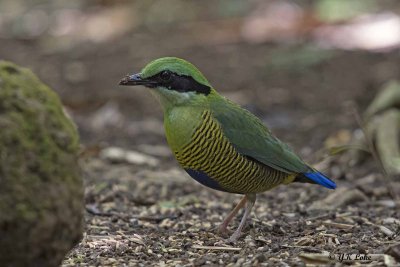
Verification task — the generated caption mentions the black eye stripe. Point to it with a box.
[148,71,211,95]
[159,70,172,81]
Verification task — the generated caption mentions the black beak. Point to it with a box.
[119,73,156,86]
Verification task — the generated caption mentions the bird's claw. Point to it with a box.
[217,224,231,236]
[228,231,241,243]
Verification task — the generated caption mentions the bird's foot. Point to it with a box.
[227,230,241,243]
[217,223,231,237]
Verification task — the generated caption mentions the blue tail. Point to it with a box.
[303,172,336,189]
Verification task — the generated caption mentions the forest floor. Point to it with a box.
[62,155,400,266]
[63,42,399,266]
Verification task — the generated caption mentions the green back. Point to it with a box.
[209,95,309,174]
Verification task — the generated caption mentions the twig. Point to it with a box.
[131,215,178,223]
[378,225,395,237]
[85,205,113,217]
[281,244,316,249]
[306,213,331,221]
[192,245,241,251]
[323,221,354,230]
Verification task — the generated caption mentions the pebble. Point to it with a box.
[101,147,159,166]
[255,253,267,262]
[129,218,140,227]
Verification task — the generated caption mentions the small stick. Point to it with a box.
[192,245,241,251]
[323,222,354,230]
[307,213,331,221]
[378,225,395,237]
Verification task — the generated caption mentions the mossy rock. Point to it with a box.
[0,61,83,267]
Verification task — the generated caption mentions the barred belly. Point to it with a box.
[175,110,292,194]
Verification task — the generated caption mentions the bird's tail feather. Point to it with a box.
[302,172,336,189]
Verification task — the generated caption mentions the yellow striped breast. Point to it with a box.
[175,110,295,193]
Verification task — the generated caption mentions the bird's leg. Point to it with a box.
[218,195,247,235]
[228,193,257,242]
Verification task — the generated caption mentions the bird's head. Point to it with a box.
[119,57,215,110]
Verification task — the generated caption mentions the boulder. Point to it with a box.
[0,61,83,267]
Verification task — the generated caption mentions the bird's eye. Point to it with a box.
[160,71,172,81]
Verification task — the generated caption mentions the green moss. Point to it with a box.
[0,61,83,267]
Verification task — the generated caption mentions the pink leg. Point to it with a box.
[218,195,247,234]
[229,194,257,242]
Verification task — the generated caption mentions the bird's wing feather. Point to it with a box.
[210,98,309,174]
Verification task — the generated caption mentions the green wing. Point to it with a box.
[210,97,309,174]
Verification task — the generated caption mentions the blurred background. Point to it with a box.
[1,0,400,265]
[1,0,400,152]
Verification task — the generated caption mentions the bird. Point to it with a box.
[119,57,336,242]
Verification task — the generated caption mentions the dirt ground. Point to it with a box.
[64,42,399,266]
[1,1,400,265]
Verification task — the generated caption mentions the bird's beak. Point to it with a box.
[119,73,156,87]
